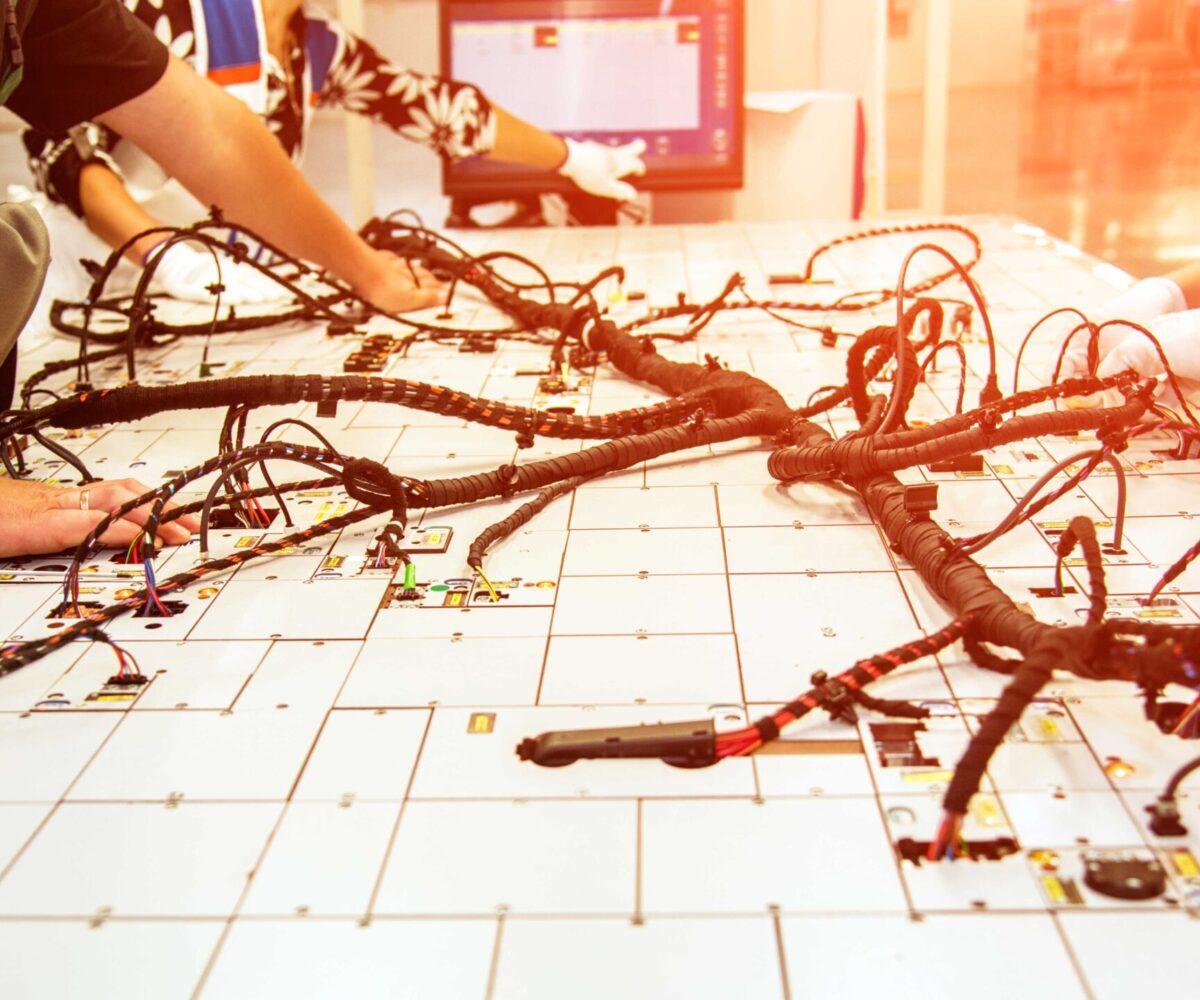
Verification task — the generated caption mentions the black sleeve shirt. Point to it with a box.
[6,0,169,132]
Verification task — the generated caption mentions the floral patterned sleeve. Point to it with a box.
[314,20,496,160]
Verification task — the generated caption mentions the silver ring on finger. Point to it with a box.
[78,489,91,512]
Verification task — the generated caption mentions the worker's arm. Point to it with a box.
[77,161,164,264]
[76,161,305,304]
[486,105,566,168]
[1166,263,1200,308]
[312,22,645,200]
[97,55,440,312]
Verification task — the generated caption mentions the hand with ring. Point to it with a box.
[0,477,200,558]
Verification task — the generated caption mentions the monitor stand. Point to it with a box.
[446,191,619,229]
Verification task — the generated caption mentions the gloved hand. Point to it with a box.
[1095,308,1200,408]
[1050,276,1186,381]
[149,241,291,305]
[558,138,647,202]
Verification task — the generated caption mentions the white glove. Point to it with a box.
[149,242,290,305]
[1051,276,1187,381]
[558,138,646,202]
[1095,308,1200,409]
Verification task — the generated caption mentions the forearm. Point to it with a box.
[97,56,385,293]
[78,162,164,264]
[1166,263,1200,308]
[486,106,567,169]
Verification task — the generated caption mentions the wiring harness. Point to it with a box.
[4,216,1200,860]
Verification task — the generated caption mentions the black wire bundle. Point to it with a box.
[6,213,1200,860]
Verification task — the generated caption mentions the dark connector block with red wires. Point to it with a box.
[896,836,1020,866]
[105,671,148,687]
[517,719,717,768]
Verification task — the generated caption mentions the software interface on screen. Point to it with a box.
[442,0,742,195]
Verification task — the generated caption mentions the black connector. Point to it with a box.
[1082,850,1166,900]
[133,599,186,619]
[978,374,1002,407]
[516,718,717,768]
[1146,797,1189,837]
[809,670,859,724]
[896,836,1019,865]
[47,600,104,619]
[105,672,148,687]
[902,482,939,517]
[929,454,985,474]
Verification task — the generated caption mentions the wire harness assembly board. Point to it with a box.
[1,217,1199,998]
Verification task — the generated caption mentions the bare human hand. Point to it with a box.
[352,249,447,313]
[0,477,200,558]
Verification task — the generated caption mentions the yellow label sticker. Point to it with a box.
[901,770,954,784]
[1171,850,1200,878]
[467,712,496,734]
[1037,716,1061,739]
[970,797,1002,827]
[1030,849,1059,870]
[1042,875,1068,903]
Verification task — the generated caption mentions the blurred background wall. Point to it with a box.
[1,0,1197,277]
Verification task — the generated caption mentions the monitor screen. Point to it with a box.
[440,0,744,197]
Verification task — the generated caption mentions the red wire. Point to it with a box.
[715,728,762,758]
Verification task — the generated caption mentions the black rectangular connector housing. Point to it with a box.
[208,506,280,530]
[903,482,939,516]
[1146,798,1189,837]
[105,673,149,687]
[517,719,717,769]
[895,836,1019,865]
[929,454,986,474]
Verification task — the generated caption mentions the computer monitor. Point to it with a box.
[440,0,744,199]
